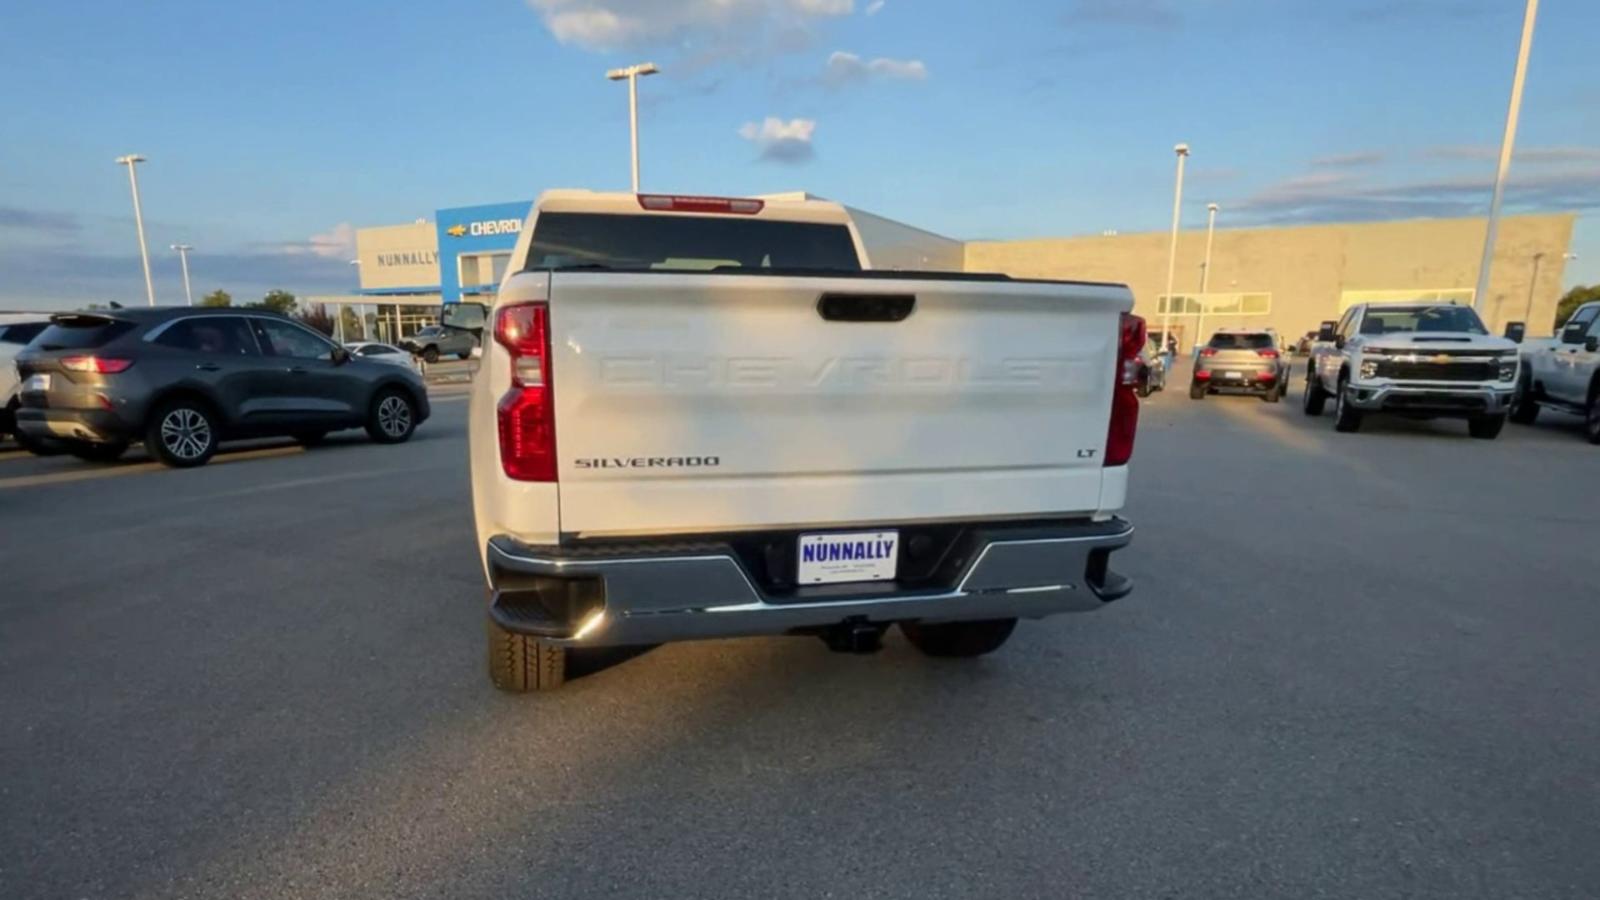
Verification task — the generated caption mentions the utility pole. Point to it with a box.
[1160,143,1190,356]
[606,62,659,192]
[1194,203,1218,353]
[171,244,194,306]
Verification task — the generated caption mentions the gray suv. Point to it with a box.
[14,307,429,467]
[402,325,476,364]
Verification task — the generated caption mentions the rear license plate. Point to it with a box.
[22,374,50,392]
[797,531,899,585]
[1224,370,1243,380]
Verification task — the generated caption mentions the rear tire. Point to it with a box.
[487,618,566,692]
[1189,383,1206,400]
[1303,369,1328,416]
[1585,390,1600,445]
[1136,368,1152,399]
[366,389,417,444]
[1263,384,1281,403]
[900,618,1017,658]
[67,441,128,463]
[1468,414,1506,440]
[1333,375,1362,433]
[458,351,471,361]
[145,398,219,468]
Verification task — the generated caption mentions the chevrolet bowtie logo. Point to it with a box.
[445,224,467,237]
[1431,354,1451,364]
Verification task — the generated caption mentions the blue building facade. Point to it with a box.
[434,200,533,303]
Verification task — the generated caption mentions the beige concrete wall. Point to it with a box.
[355,222,440,291]
[845,206,965,272]
[965,214,1576,346]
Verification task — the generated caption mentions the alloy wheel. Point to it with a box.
[160,408,212,461]
[378,395,412,438]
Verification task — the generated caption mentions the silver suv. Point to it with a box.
[1190,330,1290,402]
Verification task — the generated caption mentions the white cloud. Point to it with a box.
[823,50,929,87]
[1424,145,1600,165]
[526,0,850,52]
[738,117,817,163]
[1309,151,1385,169]
[281,222,356,260]
[865,0,885,14]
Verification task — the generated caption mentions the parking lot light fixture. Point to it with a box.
[1474,0,1540,316]
[115,154,156,307]
[170,244,194,306]
[1161,143,1190,355]
[606,62,659,193]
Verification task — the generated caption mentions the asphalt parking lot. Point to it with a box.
[2,366,1597,900]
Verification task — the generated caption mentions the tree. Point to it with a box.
[1554,285,1600,331]
[339,306,363,340]
[297,304,334,336]
[249,289,296,315]
[199,289,231,307]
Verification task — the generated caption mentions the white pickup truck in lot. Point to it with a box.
[1510,300,1600,443]
[461,190,1143,691]
[1303,302,1520,439]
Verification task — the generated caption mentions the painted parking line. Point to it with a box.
[0,450,33,463]
[0,445,304,491]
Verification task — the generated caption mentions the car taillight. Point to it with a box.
[60,356,133,373]
[1199,347,1217,357]
[637,194,764,215]
[1106,312,1144,468]
[494,302,557,482]
[1255,370,1277,381]
[1257,349,1279,359]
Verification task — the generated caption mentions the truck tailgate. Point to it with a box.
[545,271,1131,536]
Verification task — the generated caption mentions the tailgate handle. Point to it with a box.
[817,293,915,323]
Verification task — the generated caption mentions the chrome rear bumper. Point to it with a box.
[486,519,1134,646]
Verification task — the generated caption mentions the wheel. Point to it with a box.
[1468,414,1506,440]
[1189,382,1206,400]
[293,430,329,447]
[899,618,1017,658]
[421,346,440,364]
[66,441,128,463]
[487,617,566,692]
[1333,376,1362,433]
[1262,384,1281,403]
[366,389,417,444]
[1136,368,1152,399]
[1303,369,1328,416]
[1586,391,1600,445]
[458,351,472,361]
[1508,381,1539,425]
[1279,377,1290,400]
[145,398,219,468]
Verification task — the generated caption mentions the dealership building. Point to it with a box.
[327,197,1575,349]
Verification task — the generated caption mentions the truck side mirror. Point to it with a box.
[1504,322,1526,344]
[1317,321,1337,343]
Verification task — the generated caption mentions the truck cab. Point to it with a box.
[1510,301,1600,443]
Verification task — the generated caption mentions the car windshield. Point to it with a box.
[1360,305,1487,335]
[1207,333,1273,350]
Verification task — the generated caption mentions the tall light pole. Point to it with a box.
[116,154,156,306]
[606,62,659,193]
[1473,0,1540,316]
[1160,143,1190,355]
[170,244,194,306]
[1194,202,1219,352]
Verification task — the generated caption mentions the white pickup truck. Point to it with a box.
[459,190,1143,691]
[1510,300,1600,443]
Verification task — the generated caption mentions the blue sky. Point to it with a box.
[2,0,1598,309]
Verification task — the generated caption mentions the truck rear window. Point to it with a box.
[525,212,862,273]
[33,316,136,350]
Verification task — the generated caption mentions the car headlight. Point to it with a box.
[1497,356,1518,381]
[1359,359,1380,380]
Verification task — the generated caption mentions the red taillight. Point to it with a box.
[1255,370,1277,382]
[1257,349,1279,359]
[1194,370,1212,380]
[60,356,133,373]
[1199,347,1217,357]
[1106,312,1144,468]
[495,303,557,482]
[637,194,764,215]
